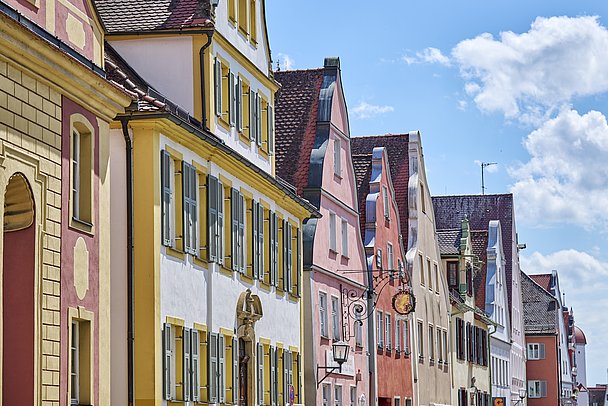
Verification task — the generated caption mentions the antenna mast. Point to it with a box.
[480,162,497,195]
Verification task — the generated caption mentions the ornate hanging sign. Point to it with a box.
[392,290,416,315]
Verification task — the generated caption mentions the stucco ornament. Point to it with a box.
[73,237,89,300]
[236,289,263,340]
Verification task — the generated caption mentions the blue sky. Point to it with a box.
[267,0,608,387]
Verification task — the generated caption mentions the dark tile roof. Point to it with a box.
[529,273,552,292]
[274,69,324,195]
[521,271,558,334]
[95,0,213,33]
[471,230,489,312]
[351,135,410,247]
[432,194,516,320]
[437,229,461,255]
[351,153,373,237]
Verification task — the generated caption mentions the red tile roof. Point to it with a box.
[529,273,552,292]
[274,69,324,195]
[95,0,213,34]
[432,194,517,322]
[351,135,410,247]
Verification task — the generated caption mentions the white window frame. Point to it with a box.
[257,343,264,404]
[377,311,384,349]
[395,319,401,352]
[70,321,80,405]
[417,320,424,359]
[528,380,547,398]
[404,319,410,354]
[334,138,342,176]
[382,185,390,219]
[341,218,349,258]
[331,295,341,340]
[322,383,331,406]
[385,314,392,351]
[72,130,81,221]
[527,343,545,360]
[163,323,175,400]
[387,242,394,273]
[334,384,343,406]
[355,310,363,347]
[320,292,329,338]
[208,176,225,263]
[183,162,198,255]
[329,211,337,252]
[350,386,357,406]
[231,188,245,272]
[161,150,174,247]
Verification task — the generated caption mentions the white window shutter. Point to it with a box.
[215,58,222,117]
[229,71,236,126]
[256,94,263,146]
[257,343,264,404]
[252,201,259,279]
[161,150,172,247]
[191,330,200,401]
[219,335,226,403]
[237,76,243,132]
[249,89,255,141]
[209,332,218,403]
[183,328,191,401]
[162,324,172,400]
[232,188,239,271]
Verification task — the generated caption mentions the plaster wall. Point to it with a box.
[575,343,587,406]
[321,128,359,210]
[210,41,273,174]
[510,219,527,401]
[109,37,195,115]
[406,133,451,406]
[109,127,128,406]
[525,335,559,406]
[491,338,513,405]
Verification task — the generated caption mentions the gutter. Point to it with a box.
[120,119,135,406]
[199,31,214,130]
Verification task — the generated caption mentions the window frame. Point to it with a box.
[70,115,95,233]
[319,291,329,338]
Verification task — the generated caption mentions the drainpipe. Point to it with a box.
[487,324,497,403]
[199,31,214,130]
[121,119,135,406]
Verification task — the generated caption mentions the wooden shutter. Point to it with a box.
[217,183,224,265]
[237,76,243,132]
[258,204,264,280]
[539,343,545,359]
[183,328,191,401]
[219,335,226,403]
[269,212,275,285]
[161,150,172,246]
[209,332,218,403]
[268,104,274,155]
[191,330,200,401]
[162,324,172,400]
[238,193,245,274]
[296,227,301,296]
[214,58,222,117]
[256,93,263,146]
[229,71,236,126]
[283,351,290,404]
[249,89,255,140]
[207,176,218,262]
[183,163,197,255]
[287,223,293,292]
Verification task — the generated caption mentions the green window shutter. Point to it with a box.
[209,332,218,403]
[183,328,191,401]
[268,104,274,155]
[217,182,224,265]
[219,334,226,403]
[232,188,239,271]
[233,337,239,403]
[161,150,172,247]
[269,212,275,285]
[229,71,236,126]
[257,343,264,404]
[162,323,172,400]
[249,89,255,141]
[191,329,200,401]
[238,193,245,274]
[237,76,243,132]
[214,58,222,117]
[252,201,259,279]
[207,176,218,262]
[258,204,264,280]
[256,93,263,146]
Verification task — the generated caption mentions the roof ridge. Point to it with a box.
[352,133,410,138]
[274,67,324,74]
[432,193,513,198]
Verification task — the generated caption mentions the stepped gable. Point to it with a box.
[274,69,324,195]
[521,271,558,334]
[351,152,372,239]
[95,0,213,33]
[351,134,410,247]
[471,229,489,312]
[432,194,516,321]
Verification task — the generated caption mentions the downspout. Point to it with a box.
[121,119,135,406]
[199,31,214,131]
[487,324,498,403]
[366,259,377,406]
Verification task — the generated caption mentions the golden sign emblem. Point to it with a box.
[392,291,416,315]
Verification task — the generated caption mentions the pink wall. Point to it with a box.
[526,335,559,406]
[60,96,101,406]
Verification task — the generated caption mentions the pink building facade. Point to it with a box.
[275,58,369,406]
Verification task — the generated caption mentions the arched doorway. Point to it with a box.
[2,173,35,405]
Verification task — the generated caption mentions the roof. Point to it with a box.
[95,0,213,34]
[471,230,489,311]
[351,134,410,247]
[432,194,516,320]
[351,152,373,237]
[521,271,558,334]
[274,69,324,195]
[574,325,587,344]
[529,273,552,292]
[436,229,461,255]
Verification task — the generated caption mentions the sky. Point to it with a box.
[267,0,608,387]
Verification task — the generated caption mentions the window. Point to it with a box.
[528,380,547,398]
[283,220,293,291]
[69,314,92,405]
[419,254,425,286]
[417,320,424,360]
[70,322,80,405]
[322,383,331,406]
[269,211,279,286]
[238,0,247,34]
[334,138,342,176]
[207,176,225,263]
[420,183,426,213]
[334,385,343,406]
[237,75,244,133]
[231,188,245,272]
[427,258,433,291]
[447,261,459,290]
[267,103,274,155]
[320,292,328,337]
[206,332,226,403]
[387,243,394,273]
[249,0,257,43]
[249,90,262,145]
[382,186,390,219]
[163,324,201,402]
[527,343,546,360]
[252,201,264,279]
[214,58,223,118]
[331,296,341,340]
[350,387,357,406]
[385,314,392,350]
[395,398,401,406]
[228,0,236,23]
[161,150,173,247]
[355,310,363,347]
[377,249,383,270]
[341,218,349,257]
[443,330,448,364]
[257,343,264,404]
[403,319,410,354]
[428,325,435,362]
[395,320,401,352]
[183,163,198,255]
[434,263,439,293]
[71,125,93,228]
[377,311,384,348]
[283,350,293,406]
[466,263,473,296]
[437,328,443,363]
[329,212,337,252]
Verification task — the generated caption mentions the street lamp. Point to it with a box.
[317,341,350,387]
[513,388,527,406]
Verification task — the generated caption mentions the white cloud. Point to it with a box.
[521,249,608,386]
[402,47,451,66]
[474,160,499,173]
[352,101,395,120]
[452,16,608,123]
[457,100,468,111]
[276,53,295,71]
[510,109,608,229]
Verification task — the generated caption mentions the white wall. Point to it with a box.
[110,37,195,115]
[576,343,588,406]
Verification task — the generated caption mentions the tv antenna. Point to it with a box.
[480,162,497,195]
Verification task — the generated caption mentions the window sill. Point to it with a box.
[165,247,185,261]
[70,216,94,235]
[239,132,251,145]
[218,116,230,131]
[240,273,254,284]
